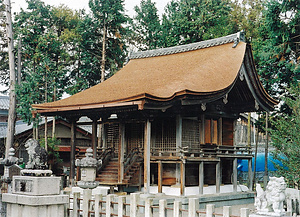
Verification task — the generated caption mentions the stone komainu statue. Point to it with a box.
[255,176,286,215]
[25,138,48,169]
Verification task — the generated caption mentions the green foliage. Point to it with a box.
[231,0,266,42]
[252,0,300,109]
[15,0,79,123]
[132,0,161,50]
[0,0,9,92]
[40,136,63,173]
[270,84,300,188]
[160,0,238,47]
[66,0,129,94]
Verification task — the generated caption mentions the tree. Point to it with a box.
[132,0,161,50]
[88,0,128,82]
[253,0,300,112]
[160,0,238,47]
[230,0,266,41]
[5,0,17,157]
[15,0,77,124]
[270,84,300,188]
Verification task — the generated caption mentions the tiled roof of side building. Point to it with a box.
[0,95,9,110]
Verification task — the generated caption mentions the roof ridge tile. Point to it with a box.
[129,32,245,59]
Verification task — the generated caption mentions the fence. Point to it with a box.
[65,190,252,217]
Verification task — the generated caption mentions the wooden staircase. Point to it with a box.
[96,157,143,185]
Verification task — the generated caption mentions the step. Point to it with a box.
[100,171,118,175]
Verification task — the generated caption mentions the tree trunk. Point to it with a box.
[5,0,16,157]
[52,87,56,138]
[17,40,21,85]
[101,21,106,82]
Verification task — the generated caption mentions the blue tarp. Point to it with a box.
[237,153,283,172]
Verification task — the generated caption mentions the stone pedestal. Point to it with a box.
[12,176,61,195]
[2,176,69,217]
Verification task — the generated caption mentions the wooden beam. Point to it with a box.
[176,115,182,184]
[92,118,98,158]
[218,117,222,145]
[248,158,253,191]
[102,124,107,148]
[158,161,162,193]
[233,158,237,193]
[216,161,221,193]
[199,161,204,195]
[180,161,185,196]
[144,119,151,193]
[70,119,77,186]
[118,123,125,183]
[200,115,205,144]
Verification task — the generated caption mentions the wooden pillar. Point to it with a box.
[102,123,107,149]
[199,161,204,195]
[92,118,98,158]
[216,161,221,193]
[158,161,162,193]
[176,115,182,184]
[44,116,48,152]
[70,118,77,186]
[248,158,253,191]
[144,119,151,193]
[233,158,237,193]
[180,161,185,196]
[118,123,125,183]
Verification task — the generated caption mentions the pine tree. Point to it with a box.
[132,0,161,50]
[161,0,238,47]
[253,0,300,111]
[270,84,300,188]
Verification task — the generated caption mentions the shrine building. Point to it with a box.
[32,32,277,195]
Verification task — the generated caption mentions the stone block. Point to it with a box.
[3,194,68,217]
[12,176,61,195]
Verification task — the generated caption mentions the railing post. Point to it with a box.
[73,192,80,217]
[159,199,167,217]
[188,198,199,217]
[173,200,182,217]
[206,204,215,217]
[82,189,92,217]
[130,192,140,217]
[106,194,115,217]
[118,195,126,217]
[64,190,71,217]
[287,198,292,214]
[223,206,232,217]
[94,194,103,217]
[145,198,154,217]
[240,208,249,217]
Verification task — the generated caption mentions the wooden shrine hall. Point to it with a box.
[32,32,277,195]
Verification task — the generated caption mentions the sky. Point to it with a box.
[13,0,170,17]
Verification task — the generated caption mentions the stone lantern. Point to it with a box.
[75,148,101,189]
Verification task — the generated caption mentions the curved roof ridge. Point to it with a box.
[129,31,245,59]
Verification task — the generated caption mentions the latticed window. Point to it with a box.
[105,123,119,150]
[125,122,144,151]
[152,118,176,152]
[182,118,200,149]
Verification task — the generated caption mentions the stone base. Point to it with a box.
[2,193,69,217]
[250,213,290,217]
[77,180,99,189]
[13,176,61,195]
